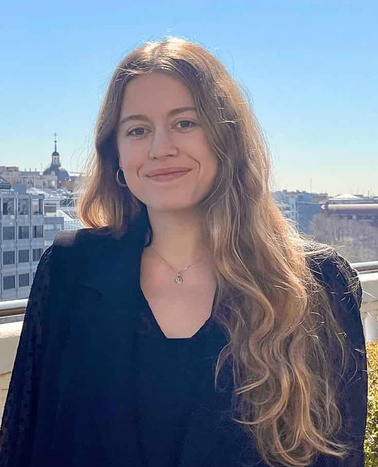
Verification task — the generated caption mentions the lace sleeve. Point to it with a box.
[314,251,367,467]
[0,247,52,467]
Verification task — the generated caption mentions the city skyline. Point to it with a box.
[1,1,377,196]
[3,154,377,199]
[3,135,375,198]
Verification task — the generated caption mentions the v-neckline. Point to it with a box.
[138,291,214,340]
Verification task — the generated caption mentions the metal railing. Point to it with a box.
[0,299,27,318]
[350,260,378,273]
[1,262,378,319]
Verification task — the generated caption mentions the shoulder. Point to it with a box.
[304,240,362,308]
[53,226,114,249]
[304,241,365,351]
[52,225,146,251]
[49,225,145,288]
[51,227,123,262]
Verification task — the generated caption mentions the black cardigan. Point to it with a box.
[0,223,367,467]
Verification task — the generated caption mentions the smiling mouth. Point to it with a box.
[148,171,191,182]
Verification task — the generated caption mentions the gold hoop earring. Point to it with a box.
[116,168,127,187]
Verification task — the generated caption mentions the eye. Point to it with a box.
[126,127,148,137]
[175,120,196,130]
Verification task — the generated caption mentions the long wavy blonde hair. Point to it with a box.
[78,37,354,466]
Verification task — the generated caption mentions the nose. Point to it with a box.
[148,127,179,160]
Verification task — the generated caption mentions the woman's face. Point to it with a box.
[116,72,218,215]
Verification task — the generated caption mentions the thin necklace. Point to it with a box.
[149,245,206,285]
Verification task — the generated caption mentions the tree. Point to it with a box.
[308,214,378,263]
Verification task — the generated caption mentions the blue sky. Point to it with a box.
[0,0,377,195]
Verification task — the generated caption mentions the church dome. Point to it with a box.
[57,167,70,181]
[43,135,70,184]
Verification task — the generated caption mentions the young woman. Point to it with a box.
[0,37,367,467]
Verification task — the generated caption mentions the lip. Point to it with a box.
[147,167,192,177]
[148,171,190,183]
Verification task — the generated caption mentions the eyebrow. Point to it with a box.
[118,106,197,127]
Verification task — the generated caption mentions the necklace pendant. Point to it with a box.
[174,272,184,284]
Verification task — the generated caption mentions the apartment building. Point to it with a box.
[0,180,45,300]
[273,190,325,233]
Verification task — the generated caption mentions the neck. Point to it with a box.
[145,208,210,268]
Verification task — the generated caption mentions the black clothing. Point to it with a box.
[136,306,227,467]
[0,222,367,467]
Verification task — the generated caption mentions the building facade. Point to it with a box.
[0,182,45,300]
[273,190,325,233]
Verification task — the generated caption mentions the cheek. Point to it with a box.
[122,163,140,188]
[209,158,219,191]
[119,147,142,176]
[208,153,219,178]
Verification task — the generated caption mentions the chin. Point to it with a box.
[146,202,201,215]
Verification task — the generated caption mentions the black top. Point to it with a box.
[136,304,227,467]
[0,227,367,467]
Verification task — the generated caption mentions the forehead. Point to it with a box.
[120,72,195,115]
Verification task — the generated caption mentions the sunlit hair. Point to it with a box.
[78,37,358,466]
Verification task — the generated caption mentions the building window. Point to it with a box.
[3,250,15,265]
[18,249,30,263]
[3,226,15,240]
[2,198,15,215]
[3,275,16,290]
[18,199,29,215]
[44,205,57,214]
[19,273,30,287]
[18,226,30,239]
[33,225,44,238]
[33,248,43,262]
[31,198,43,215]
